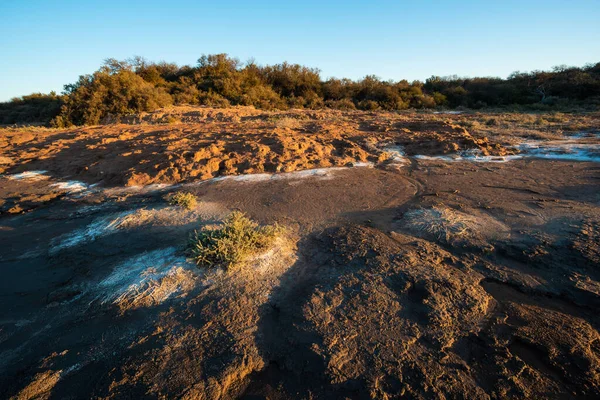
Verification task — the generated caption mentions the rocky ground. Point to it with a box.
[1,106,599,399]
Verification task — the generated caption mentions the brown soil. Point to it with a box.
[1,107,599,399]
[0,106,512,188]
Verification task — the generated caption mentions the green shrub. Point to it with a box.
[325,99,356,110]
[433,92,448,106]
[286,95,306,109]
[262,62,322,99]
[0,92,62,125]
[55,68,172,126]
[197,90,231,107]
[357,100,380,111]
[166,191,197,210]
[5,55,600,126]
[187,212,283,268]
[302,90,325,109]
[238,85,285,109]
[171,77,201,105]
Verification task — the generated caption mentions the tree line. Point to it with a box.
[1,54,599,126]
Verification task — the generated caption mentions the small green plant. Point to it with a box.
[166,191,197,210]
[187,212,283,268]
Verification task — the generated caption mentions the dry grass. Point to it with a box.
[403,207,477,243]
[15,369,63,400]
[112,266,197,311]
[273,116,301,129]
[0,125,63,132]
[401,206,510,249]
[188,212,284,269]
[438,111,600,143]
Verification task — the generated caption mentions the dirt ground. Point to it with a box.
[1,106,599,399]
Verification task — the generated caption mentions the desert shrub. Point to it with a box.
[433,92,448,106]
[6,55,600,126]
[193,54,245,102]
[302,90,325,109]
[352,76,433,110]
[171,76,201,105]
[197,90,231,107]
[445,86,469,107]
[0,92,62,125]
[325,98,356,110]
[323,78,358,99]
[262,62,322,102]
[187,212,283,268]
[135,60,181,85]
[357,100,380,111]
[238,83,285,109]
[50,114,70,128]
[166,191,197,210]
[286,95,306,109]
[55,67,172,126]
[410,94,437,109]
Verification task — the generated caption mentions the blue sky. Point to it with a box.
[1,0,599,101]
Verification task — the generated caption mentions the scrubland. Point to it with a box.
[0,105,599,399]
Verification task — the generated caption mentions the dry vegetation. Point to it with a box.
[165,191,197,210]
[7,106,594,189]
[188,212,285,269]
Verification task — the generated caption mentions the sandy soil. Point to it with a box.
[0,106,515,187]
[1,106,599,399]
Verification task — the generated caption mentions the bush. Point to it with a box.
[302,90,325,109]
[187,212,283,268]
[197,90,231,107]
[5,55,600,126]
[238,84,285,109]
[325,99,356,110]
[166,191,197,210]
[262,62,322,99]
[433,92,448,106]
[171,77,201,105]
[55,68,172,126]
[0,92,62,125]
[357,100,380,111]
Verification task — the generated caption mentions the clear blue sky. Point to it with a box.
[1,0,599,101]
